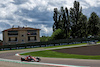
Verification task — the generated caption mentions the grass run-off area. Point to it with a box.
[21,50,100,60]
[44,43,86,48]
[21,42,100,60]
[44,41,100,48]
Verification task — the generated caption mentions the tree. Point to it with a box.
[50,29,65,40]
[40,36,50,42]
[77,14,88,38]
[52,1,100,39]
[63,7,70,38]
[88,12,100,36]
[70,1,82,38]
[53,8,59,31]
[53,7,70,38]
[97,18,100,36]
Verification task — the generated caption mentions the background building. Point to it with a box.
[2,27,40,45]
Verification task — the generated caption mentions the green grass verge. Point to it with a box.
[97,41,100,43]
[21,50,100,60]
[45,41,100,48]
[45,43,87,48]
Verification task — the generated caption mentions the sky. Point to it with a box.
[0,0,100,40]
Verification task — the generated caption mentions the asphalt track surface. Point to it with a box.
[0,44,100,67]
[0,61,54,67]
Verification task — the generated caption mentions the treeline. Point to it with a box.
[52,1,100,40]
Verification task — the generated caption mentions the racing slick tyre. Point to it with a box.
[36,57,41,62]
[21,57,25,61]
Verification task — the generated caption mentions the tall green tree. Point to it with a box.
[70,1,82,38]
[96,18,100,36]
[88,12,100,36]
[53,8,59,31]
[77,14,88,38]
[63,7,70,38]
[60,7,70,38]
[58,7,64,29]
[53,7,70,38]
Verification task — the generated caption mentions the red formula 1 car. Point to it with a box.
[21,55,41,62]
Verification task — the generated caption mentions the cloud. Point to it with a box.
[40,24,53,36]
[84,0,100,7]
[83,6,100,17]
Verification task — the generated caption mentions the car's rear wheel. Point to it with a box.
[21,57,25,61]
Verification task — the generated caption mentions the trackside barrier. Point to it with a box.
[0,38,99,51]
